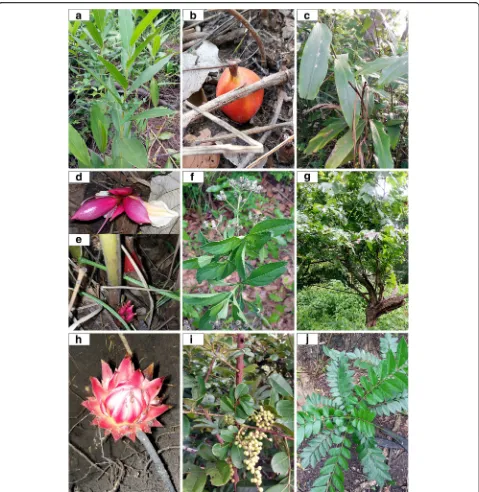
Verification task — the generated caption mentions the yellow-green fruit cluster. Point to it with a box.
[224,414,235,426]
[235,428,267,491]
[251,406,276,430]
[228,461,235,483]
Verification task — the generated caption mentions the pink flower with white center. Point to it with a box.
[82,357,170,441]
[71,186,178,232]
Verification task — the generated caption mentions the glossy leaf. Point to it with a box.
[378,54,408,86]
[244,261,287,286]
[268,373,293,397]
[202,237,242,255]
[249,218,294,237]
[183,292,231,306]
[298,23,333,100]
[370,120,394,168]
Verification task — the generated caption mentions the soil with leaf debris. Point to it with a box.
[183,10,295,168]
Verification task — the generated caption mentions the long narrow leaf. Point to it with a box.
[84,22,103,49]
[298,23,332,100]
[98,55,128,90]
[130,54,172,91]
[370,120,394,168]
[378,54,408,86]
[305,119,348,154]
[130,9,161,46]
[334,54,360,128]
[127,31,158,70]
[118,9,134,51]
[69,124,91,167]
[130,107,176,121]
[325,120,365,169]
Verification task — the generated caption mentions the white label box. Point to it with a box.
[69,334,90,345]
[69,234,90,246]
[184,10,204,21]
[298,10,318,22]
[298,171,319,183]
[183,171,204,183]
[298,333,319,345]
[69,10,90,21]
[69,171,90,183]
[183,334,204,345]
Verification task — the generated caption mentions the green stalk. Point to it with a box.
[68,289,134,331]
[77,257,180,300]
[99,234,122,308]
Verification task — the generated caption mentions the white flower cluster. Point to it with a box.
[229,177,264,194]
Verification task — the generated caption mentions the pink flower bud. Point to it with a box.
[71,196,119,221]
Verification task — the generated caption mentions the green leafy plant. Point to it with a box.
[298,335,408,491]
[184,334,294,492]
[69,9,180,168]
[183,175,294,330]
[297,11,408,168]
[297,172,408,328]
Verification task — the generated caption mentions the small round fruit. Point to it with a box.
[216,64,264,123]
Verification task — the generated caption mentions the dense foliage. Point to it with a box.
[69,9,180,168]
[297,172,408,328]
[184,335,294,492]
[298,335,408,491]
[183,174,294,330]
[297,10,408,168]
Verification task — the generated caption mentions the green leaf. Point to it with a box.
[130,54,172,91]
[130,9,161,46]
[130,106,176,121]
[378,54,408,86]
[183,415,190,436]
[183,255,214,270]
[276,399,294,418]
[206,461,231,487]
[268,373,293,397]
[249,219,294,237]
[183,467,207,492]
[325,119,366,169]
[298,23,333,100]
[212,443,229,460]
[244,261,287,286]
[396,337,408,367]
[357,443,392,486]
[98,55,128,91]
[231,444,245,468]
[69,124,91,167]
[387,124,401,150]
[235,242,247,280]
[118,9,134,51]
[334,54,360,128]
[202,237,242,255]
[196,261,234,282]
[305,119,348,154]
[84,21,103,48]
[271,451,289,476]
[220,428,238,443]
[235,382,250,399]
[357,56,398,76]
[90,103,110,153]
[127,31,158,70]
[183,292,232,306]
[370,120,394,168]
[113,137,148,168]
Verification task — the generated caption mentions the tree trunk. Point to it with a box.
[236,334,245,385]
[365,294,408,327]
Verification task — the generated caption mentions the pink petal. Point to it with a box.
[109,203,125,221]
[71,196,118,221]
[90,377,106,401]
[145,404,170,421]
[116,357,135,382]
[109,187,133,196]
[123,196,151,225]
[144,377,165,401]
[101,361,113,382]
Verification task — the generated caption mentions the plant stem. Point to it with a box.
[136,430,177,492]
[99,234,122,308]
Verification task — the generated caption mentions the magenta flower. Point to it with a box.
[71,186,178,232]
[118,300,136,323]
